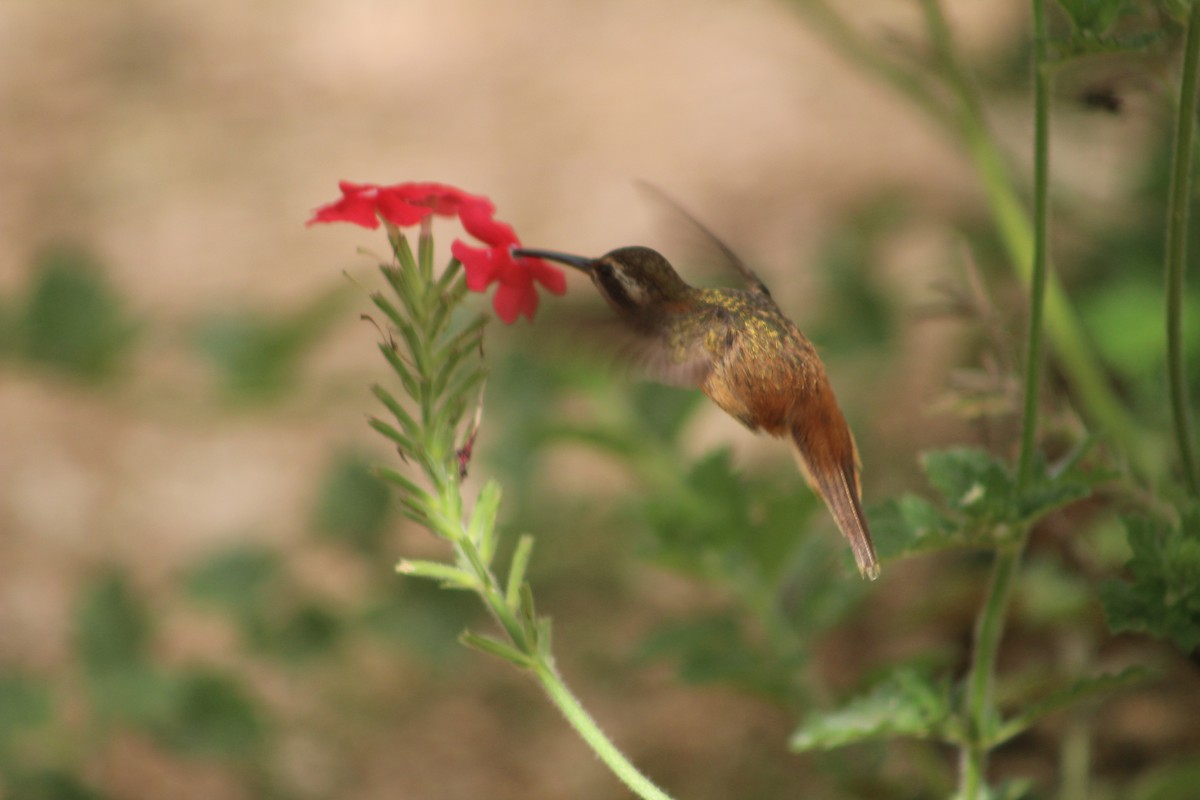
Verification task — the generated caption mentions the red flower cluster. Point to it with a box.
[307,181,565,323]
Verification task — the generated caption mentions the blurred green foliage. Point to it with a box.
[0,244,140,381]
[311,450,393,555]
[1101,511,1200,650]
[191,286,350,401]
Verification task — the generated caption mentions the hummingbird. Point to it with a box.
[514,234,880,580]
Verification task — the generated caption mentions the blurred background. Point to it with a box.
[2,0,1199,798]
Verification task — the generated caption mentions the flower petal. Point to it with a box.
[458,201,518,247]
[306,182,381,228]
[375,188,433,226]
[526,258,567,296]
[492,281,532,323]
[451,240,498,291]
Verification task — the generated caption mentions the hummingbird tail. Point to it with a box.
[790,432,880,581]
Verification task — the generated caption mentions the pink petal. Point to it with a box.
[458,201,518,247]
[527,258,567,295]
[451,240,498,291]
[375,189,432,226]
[492,281,532,323]
[306,183,381,228]
[391,183,495,217]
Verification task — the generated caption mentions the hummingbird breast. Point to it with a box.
[687,288,830,438]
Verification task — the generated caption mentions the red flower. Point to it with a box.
[306,181,495,229]
[451,240,566,324]
[308,180,566,323]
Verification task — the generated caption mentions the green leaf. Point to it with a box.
[0,673,54,751]
[790,667,957,751]
[1129,758,1200,800]
[362,580,479,665]
[993,666,1151,744]
[16,244,140,381]
[5,770,108,800]
[636,614,790,699]
[311,450,392,555]
[505,535,535,609]
[192,286,347,401]
[184,545,282,613]
[397,559,477,589]
[460,631,533,667]
[922,448,1012,523]
[467,480,503,562]
[261,603,343,663]
[74,570,151,678]
[1055,0,1134,35]
[1101,511,1200,651]
[869,494,960,559]
[628,382,705,445]
[151,669,265,757]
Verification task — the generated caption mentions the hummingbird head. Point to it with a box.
[513,245,690,314]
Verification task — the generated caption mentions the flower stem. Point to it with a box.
[534,662,676,800]
[959,536,1026,799]
[370,229,675,800]
[960,1,1050,795]
[1017,0,1051,491]
[1165,5,1200,498]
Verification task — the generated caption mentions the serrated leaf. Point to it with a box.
[922,448,1013,522]
[993,666,1151,745]
[1101,511,1200,651]
[790,668,956,751]
[869,494,960,559]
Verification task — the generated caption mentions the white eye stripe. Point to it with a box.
[613,269,648,303]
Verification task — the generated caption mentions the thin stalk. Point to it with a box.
[960,0,1050,795]
[959,539,1025,798]
[534,662,675,800]
[372,232,676,800]
[1017,0,1051,490]
[1165,7,1200,497]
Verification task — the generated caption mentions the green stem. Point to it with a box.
[534,662,676,800]
[960,0,1049,794]
[959,536,1026,799]
[1017,0,1051,490]
[1166,6,1200,497]
[373,231,675,800]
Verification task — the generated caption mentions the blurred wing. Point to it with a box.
[619,303,737,391]
[636,181,772,298]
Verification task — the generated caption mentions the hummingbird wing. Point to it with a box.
[636,182,772,298]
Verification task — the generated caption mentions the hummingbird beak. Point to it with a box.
[511,248,594,274]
